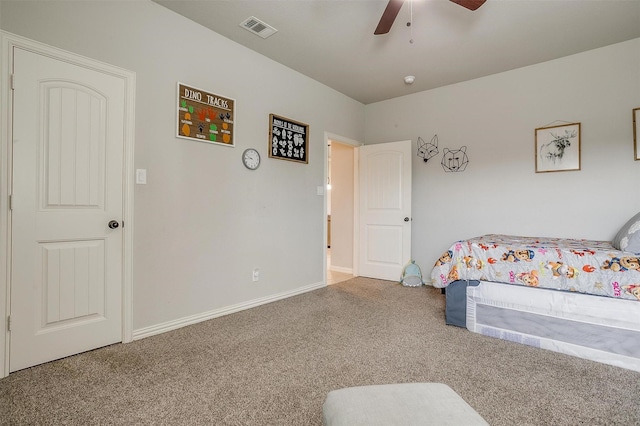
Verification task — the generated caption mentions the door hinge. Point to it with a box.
[10,74,15,90]
[9,195,12,211]
[7,316,11,332]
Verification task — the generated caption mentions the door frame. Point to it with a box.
[323,132,361,283]
[0,31,136,378]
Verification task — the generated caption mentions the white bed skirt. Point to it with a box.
[466,281,640,372]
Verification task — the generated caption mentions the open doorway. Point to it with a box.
[326,137,357,284]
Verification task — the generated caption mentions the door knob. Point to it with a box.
[108,220,120,229]
[404,217,410,222]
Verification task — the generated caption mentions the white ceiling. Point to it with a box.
[154,0,640,105]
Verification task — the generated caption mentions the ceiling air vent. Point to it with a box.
[240,16,278,39]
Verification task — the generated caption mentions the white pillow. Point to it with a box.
[613,212,640,254]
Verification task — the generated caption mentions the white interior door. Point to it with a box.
[10,47,125,372]
[358,140,412,281]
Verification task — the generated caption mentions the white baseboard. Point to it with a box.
[132,281,326,341]
[329,265,353,274]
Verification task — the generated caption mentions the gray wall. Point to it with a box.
[0,0,364,331]
[364,38,640,277]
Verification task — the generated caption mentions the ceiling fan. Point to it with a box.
[374,0,486,35]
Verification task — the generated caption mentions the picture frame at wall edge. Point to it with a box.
[634,108,639,161]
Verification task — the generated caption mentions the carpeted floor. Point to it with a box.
[1,277,639,425]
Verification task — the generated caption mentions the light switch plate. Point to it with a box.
[136,169,147,184]
[316,185,324,196]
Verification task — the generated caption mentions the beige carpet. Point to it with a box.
[1,277,639,425]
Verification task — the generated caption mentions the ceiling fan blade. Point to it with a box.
[450,0,486,11]
[374,0,405,35]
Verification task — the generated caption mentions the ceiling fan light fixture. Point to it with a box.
[375,0,487,35]
[404,75,415,85]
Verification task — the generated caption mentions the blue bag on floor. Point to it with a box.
[400,260,423,287]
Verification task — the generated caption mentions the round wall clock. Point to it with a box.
[242,148,261,170]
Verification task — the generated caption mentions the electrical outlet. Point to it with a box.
[252,268,260,282]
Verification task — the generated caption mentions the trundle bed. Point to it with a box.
[430,233,640,372]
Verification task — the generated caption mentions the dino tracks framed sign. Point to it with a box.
[177,82,235,147]
[269,114,309,164]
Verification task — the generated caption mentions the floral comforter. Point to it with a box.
[430,234,640,302]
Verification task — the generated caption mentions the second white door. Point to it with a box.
[358,140,412,281]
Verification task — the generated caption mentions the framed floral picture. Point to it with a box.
[634,108,640,160]
[535,122,581,173]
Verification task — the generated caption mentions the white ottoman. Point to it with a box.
[322,383,488,426]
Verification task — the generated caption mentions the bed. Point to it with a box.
[430,232,640,373]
